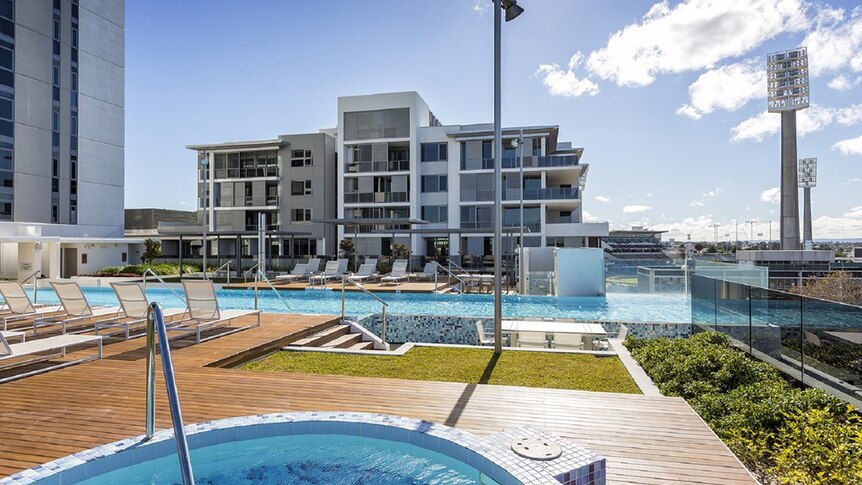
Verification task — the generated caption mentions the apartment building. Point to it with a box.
[185,132,337,263]
[337,92,608,266]
[0,0,130,280]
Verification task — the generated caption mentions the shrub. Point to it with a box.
[627,332,862,484]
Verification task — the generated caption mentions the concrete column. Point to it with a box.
[803,186,812,250]
[43,242,61,279]
[780,111,800,250]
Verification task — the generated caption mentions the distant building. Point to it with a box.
[124,208,197,238]
[0,0,131,280]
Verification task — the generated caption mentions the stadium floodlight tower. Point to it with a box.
[798,157,817,250]
[767,46,809,250]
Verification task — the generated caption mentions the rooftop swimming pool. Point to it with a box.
[26,286,691,322]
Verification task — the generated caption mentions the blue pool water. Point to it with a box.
[84,434,495,485]
[26,286,691,322]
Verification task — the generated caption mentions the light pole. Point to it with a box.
[198,152,209,279]
[510,129,525,294]
[493,0,524,355]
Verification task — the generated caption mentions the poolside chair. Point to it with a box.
[32,281,121,335]
[380,260,409,285]
[0,330,25,343]
[94,282,186,339]
[349,263,379,283]
[0,330,102,384]
[552,333,584,350]
[274,263,309,284]
[308,260,347,287]
[516,331,548,349]
[476,321,495,346]
[305,258,322,274]
[171,279,260,343]
[413,262,439,281]
[0,281,62,331]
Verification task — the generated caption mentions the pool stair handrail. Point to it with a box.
[341,275,389,346]
[207,261,231,284]
[253,269,292,312]
[242,262,260,283]
[431,262,465,293]
[145,302,195,485]
[21,270,41,304]
[142,268,187,305]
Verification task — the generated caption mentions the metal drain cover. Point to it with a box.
[511,437,562,460]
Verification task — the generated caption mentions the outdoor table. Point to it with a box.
[501,320,607,350]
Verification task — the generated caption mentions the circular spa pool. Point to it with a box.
[4,413,554,485]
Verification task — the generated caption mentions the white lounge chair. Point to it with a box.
[274,263,309,283]
[349,263,379,283]
[516,331,548,348]
[0,281,62,331]
[552,333,584,350]
[413,262,439,281]
[308,260,347,287]
[0,330,25,343]
[170,280,260,343]
[476,321,495,346]
[305,258,322,274]
[0,330,102,384]
[380,260,409,285]
[95,282,186,339]
[33,282,121,335]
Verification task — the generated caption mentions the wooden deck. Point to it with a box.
[0,313,755,484]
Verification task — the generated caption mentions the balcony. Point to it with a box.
[214,166,278,179]
[344,192,410,204]
[545,222,609,238]
[345,160,410,173]
[460,154,580,171]
[245,224,280,231]
[504,187,579,201]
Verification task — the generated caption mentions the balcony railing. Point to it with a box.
[344,192,410,203]
[504,187,579,201]
[245,224,280,231]
[345,160,410,173]
[460,154,579,170]
[214,166,278,179]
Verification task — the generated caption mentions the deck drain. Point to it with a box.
[511,437,562,460]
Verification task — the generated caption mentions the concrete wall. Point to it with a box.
[63,242,129,275]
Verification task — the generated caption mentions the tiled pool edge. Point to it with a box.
[0,412,606,485]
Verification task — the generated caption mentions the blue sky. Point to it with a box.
[125,0,862,241]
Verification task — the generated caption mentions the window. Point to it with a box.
[532,137,542,156]
[121,252,127,263]
[53,19,60,40]
[291,180,312,196]
[51,204,58,223]
[0,148,11,170]
[81,253,87,265]
[0,192,11,220]
[290,149,312,167]
[0,46,10,70]
[291,208,312,223]
[421,143,448,162]
[0,96,10,120]
[51,178,58,192]
[0,170,11,188]
[52,111,60,132]
[421,205,448,223]
[71,115,77,136]
[421,175,447,193]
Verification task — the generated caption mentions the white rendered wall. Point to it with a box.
[63,242,129,275]
[554,248,605,296]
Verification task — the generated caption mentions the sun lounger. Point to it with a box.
[305,258,322,274]
[32,281,120,335]
[170,280,260,343]
[0,331,102,384]
[0,330,24,343]
[93,282,186,339]
[0,281,63,331]
[380,260,409,285]
[274,263,309,283]
[413,262,439,281]
[349,263,379,283]
[308,259,347,286]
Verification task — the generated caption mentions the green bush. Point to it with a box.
[627,332,862,484]
[90,263,200,276]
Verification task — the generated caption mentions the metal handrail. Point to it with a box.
[142,269,186,304]
[207,261,231,284]
[431,262,465,290]
[21,270,41,304]
[243,262,260,283]
[447,260,475,278]
[253,269,292,312]
[341,275,388,344]
[145,303,195,485]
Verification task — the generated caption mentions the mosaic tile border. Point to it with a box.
[0,412,605,485]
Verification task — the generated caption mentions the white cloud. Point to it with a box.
[623,205,653,214]
[690,200,704,207]
[841,177,861,185]
[730,104,859,142]
[582,210,599,222]
[677,59,765,119]
[812,205,862,238]
[535,52,600,97]
[802,6,862,77]
[844,206,862,218]
[827,74,862,91]
[702,187,722,197]
[832,134,862,156]
[760,187,780,204]
[585,0,809,87]
[652,215,719,241]
[645,192,653,197]
[472,1,489,15]
[594,195,610,202]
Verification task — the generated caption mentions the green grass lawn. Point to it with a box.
[242,346,641,394]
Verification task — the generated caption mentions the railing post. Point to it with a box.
[381,305,387,345]
[341,277,346,321]
[254,271,259,311]
[145,307,155,439]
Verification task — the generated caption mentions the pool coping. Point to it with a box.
[0,412,606,485]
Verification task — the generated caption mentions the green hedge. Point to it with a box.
[626,332,862,484]
[90,263,201,276]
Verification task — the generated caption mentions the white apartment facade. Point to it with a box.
[0,0,131,281]
[337,91,607,265]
